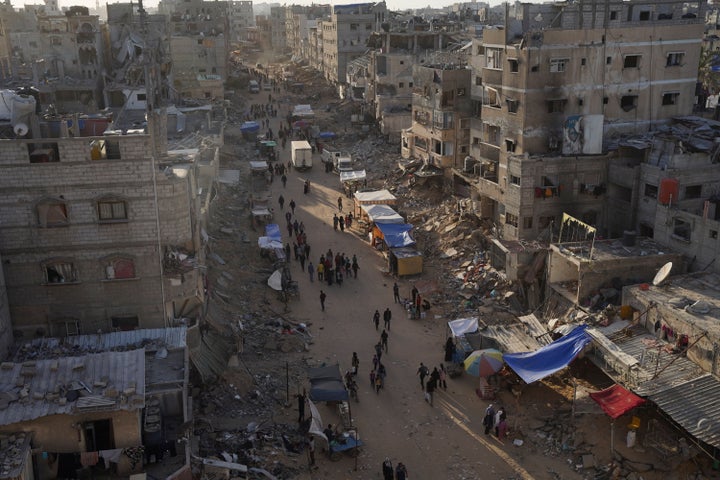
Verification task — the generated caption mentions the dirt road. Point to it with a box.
[253,118,582,480]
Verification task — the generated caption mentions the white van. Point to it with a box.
[248,80,260,94]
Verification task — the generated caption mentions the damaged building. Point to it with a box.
[458,0,704,243]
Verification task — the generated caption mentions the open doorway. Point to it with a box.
[84,419,114,451]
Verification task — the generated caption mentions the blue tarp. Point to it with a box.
[240,121,260,132]
[308,365,348,402]
[375,223,415,248]
[265,223,281,241]
[503,325,591,384]
[318,131,336,139]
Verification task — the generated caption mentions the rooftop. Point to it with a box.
[0,349,145,427]
[553,237,675,263]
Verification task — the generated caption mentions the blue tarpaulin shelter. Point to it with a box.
[318,131,336,139]
[265,224,281,242]
[503,325,591,384]
[240,121,260,132]
[375,223,415,248]
[308,365,349,402]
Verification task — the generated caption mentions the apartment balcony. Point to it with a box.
[482,68,502,86]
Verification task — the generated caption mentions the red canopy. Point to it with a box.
[590,384,646,419]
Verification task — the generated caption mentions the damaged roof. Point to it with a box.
[24,327,187,354]
[0,349,145,426]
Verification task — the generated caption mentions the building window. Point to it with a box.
[672,218,691,241]
[620,95,638,111]
[51,37,61,45]
[531,65,539,72]
[197,39,203,45]
[475,76,482,86]
[539,216,554,228]
[111,315,139,331]
[662,92,679,106]
[350,23,358,30]
[509,174,520,185]
[137,93,147,101]
[606,56,612,65]
[97,198,128,222]
[610,11,618,20]
[710,230,718,239]
[577,97,584,106]
[623,55,641,68]
[409,82,413,88]
[547,99,566,114]
[28,143,59,163]
[457,88,466,97]
[37,200,68,227]
[666,52,684,67]
[505,139,517,153]
[104,257,136,280]
[414,110,429,125]
[644,183,658,198]
[398,82,404,88]
[685,185,702,199]
[505,212,518,227]
[29,41,38,48]
[549,58,568,73]
[43,260,78,284]
[365,23,371,30]
[603,96,609,104]
[581,58,586,66]
[486,48,502,69]
[508,58,518,73]
[506,98,519,113]
[639,11,651,21]
[523,217,533,229]
[90,139,121,160]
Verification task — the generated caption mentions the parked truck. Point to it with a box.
[291,140,313,170]
[321,149,353,173]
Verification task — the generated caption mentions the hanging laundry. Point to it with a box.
[99,449,123,469]
[80,451,99,467]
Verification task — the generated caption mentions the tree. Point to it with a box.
[697,46,720,97]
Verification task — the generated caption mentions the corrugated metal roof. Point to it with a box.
[27,327,187,352]
[589,324,720,448]
[478,314,552,354]
[0,349,145,426]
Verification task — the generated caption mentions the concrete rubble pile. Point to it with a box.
[0,433,28,478]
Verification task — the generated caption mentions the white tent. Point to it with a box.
[447,317,479,337]
[340,170,366,183]
[354,189,396,203]
[361,204,404,224]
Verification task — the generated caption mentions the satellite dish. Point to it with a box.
[13,122,28,136]
[652,261,673,286]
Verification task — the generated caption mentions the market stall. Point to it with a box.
[250,160,268,175]
[340,170,366,197]
[446,317,485,362]
[240,121,260,140]
[353,189,397,218]
[389,246,423,277]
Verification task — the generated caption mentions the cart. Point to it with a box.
[329,431,363,461]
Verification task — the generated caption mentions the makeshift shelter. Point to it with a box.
[370,223,422,276]
[372,222,414,249]
[308,365,349,402]
[318,132,336,139]
[240,121,260,140]
[447,317,484,359]
[389,247,423,276]
[590,384,646,452]
[503,325,592,383]
[250,161,268,173]
[360,204,404,227]
[340,170,367,197]
[292,104,315,120]
[353,189,397,218]
[265,223,282,242]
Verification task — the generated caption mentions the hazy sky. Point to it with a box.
[27,0,499,14]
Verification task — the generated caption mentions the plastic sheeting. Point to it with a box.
[265,224,281,241]
[308,365,348,402]
[374,223,415,248]
[503,325,591,384]
[361,204,404,224]
[340,170,366,183]
[589,384,646,419]
[240,121,260,132]
[354,190,396,203]
[448,317,479,337]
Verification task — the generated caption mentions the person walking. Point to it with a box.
[285,211,292,224]
[298,252,305,271]
[284,243,291,261]
[307,435,316,469]
[337,196,343,211]
[373,310,380,331]
[307,262,314,282]
[303,179,310,194]
[439,364,448,390]
[411,285,419,304]
[380,329,388,353]
[374,341,383,362]
[317,261,324,282]
[382,458,394,480]
[338,215,345,232]
[297,392,306,423]
[425,376,436,406]
[289,199,296,214]
[352,255,359,278]
[383,308,392,331]
[396,462,408,480]
[333,214,339,231]
[319,290,326,312]
[281,173,287,188]
[483,404,495,435]
[351,352,360,376]
[417,362,429,389]
[393,282,400,303]
[495,407,506,438]
[278,194,285,210]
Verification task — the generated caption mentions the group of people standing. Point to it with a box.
[483,404,509,441]
[382,458,408,480]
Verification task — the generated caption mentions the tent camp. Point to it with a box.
[308,365,349,402]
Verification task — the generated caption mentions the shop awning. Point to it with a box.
[375,222,415,247]
[361,204,404,224]
[503,325,591,384]
[589,384,646,419]
[250,161,268,170]
[240,121,260,132]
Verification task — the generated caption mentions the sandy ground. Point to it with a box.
[219,94,713,480]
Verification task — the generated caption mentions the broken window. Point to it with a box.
[620,95,638,111]
[37,200,68,227]
[644,183,658,198]
[666,52,684,67]
[581,58,586,66]
[639,11,650,20]
[662,92,679,106]
[28,143,59,163]
[505,212,518,227]
[610,11,618,20]
[475,76,482,86]
[510,174,520,185]
[549,58,568,73]
[414,110,429,125]
[457,88,466,97]
[547,99,566,114]
[433,111,453,129]
[90,139,121,160]
[111,315,139,331]
[523,217,533,229]
[43,260,78,284]
[486,48,502,70]
[623,55,641,68]
[684,185,702,199]
[506,139,517,153]
[484,124,500,145]
[350,23,359,30]
[672,218,691,241]
[483,87,500,108]
[506,98,519,113]
[97,199,128,222]
[414,136,428,151]
[398,82,404,88]
[539,216,554,228]
[508,58,518,73]
[104,257,136,280]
